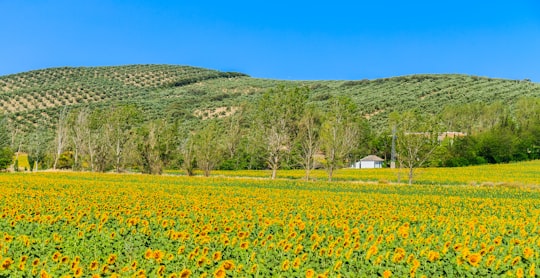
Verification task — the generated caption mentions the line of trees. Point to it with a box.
[1,86,371,181]
[2,86,540,184]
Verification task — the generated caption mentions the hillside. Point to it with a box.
[1,64,540,131]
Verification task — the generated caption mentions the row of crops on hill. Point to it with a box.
[0,65,247,131]
[0,65,246,92]
[334,75,540,127]
[0,172,539,277]
[2,66,540,132]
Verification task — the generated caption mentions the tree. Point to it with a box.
[297,105,321,181]
[0,147,13,171]
[194,121,223,177]
[0,116,13,170]
[254,86,308,179]
[477,128,517,164]
[68,108,91,170]
[88,109,110,172]
[52,108,69,170]
[104,106,140,173]
[180,132,196,176]
[175,121,198,176]
[26,128,52,171]
[220,110,244,170]
[136,120,165,174]
[320,96,361,181]
[391,110,440,185]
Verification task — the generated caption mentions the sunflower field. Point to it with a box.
[0,172,539,277]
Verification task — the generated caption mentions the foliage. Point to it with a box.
[193,121,224,177]
[250,86,309,179]
[390,110,441,185]
[2,66,540,134]
[0,147,13,170]
[2,66,540,173]
[319,96,363,181]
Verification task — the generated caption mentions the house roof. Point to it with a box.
[360,155,385,162]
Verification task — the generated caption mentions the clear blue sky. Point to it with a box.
[1,1,539,81]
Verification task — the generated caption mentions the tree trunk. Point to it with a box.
[328,166,333,182]
[408,165,414,185]
[53,152,60,170]
[305,167,311,181]
[73,148,79,171]
[271,167,277,180]
[397,161,402,184]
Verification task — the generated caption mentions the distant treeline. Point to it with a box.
[2,86,540,182]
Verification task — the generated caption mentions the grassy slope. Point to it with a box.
[1,65,540,131]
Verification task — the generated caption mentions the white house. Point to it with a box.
[351,155,385,169]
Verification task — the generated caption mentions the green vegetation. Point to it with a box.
[2,65,539,132]
[1,65,540,179]
[0,65,247,131]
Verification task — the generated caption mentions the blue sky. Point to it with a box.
[1,1,539,81]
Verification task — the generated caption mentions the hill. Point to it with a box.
[1,64,540,131]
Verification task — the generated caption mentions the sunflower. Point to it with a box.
[250,264,258,273]
[196,256,207,267]
[485,255,496,267]
[281,259,290,271]
[467,253,482,267]
[293,257,301,269]
[392,252,405,263]
[333,260,342,271]
[212,251,222,262]
[222,260,235,271]
[89,260,99,271]
[412,259,420,268]
[516,267,524,278]
[40,269,51,278]
[523,247,534,259]
[366,245,378,260]
[511,256,521,266]
[428,251,440,262]
[306,269,316,278]
[240,241,249,250]
[0,258,13,270]
[156,265,166,276]
[382,270,392,278]
[52,251,62,262]
[214,267,226,278]
[153,250,165,261]
[179,269,192,278]
[107,254,117,265]
[3,233,14,242]
[73,267,83,277]
[144,248,153,259]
